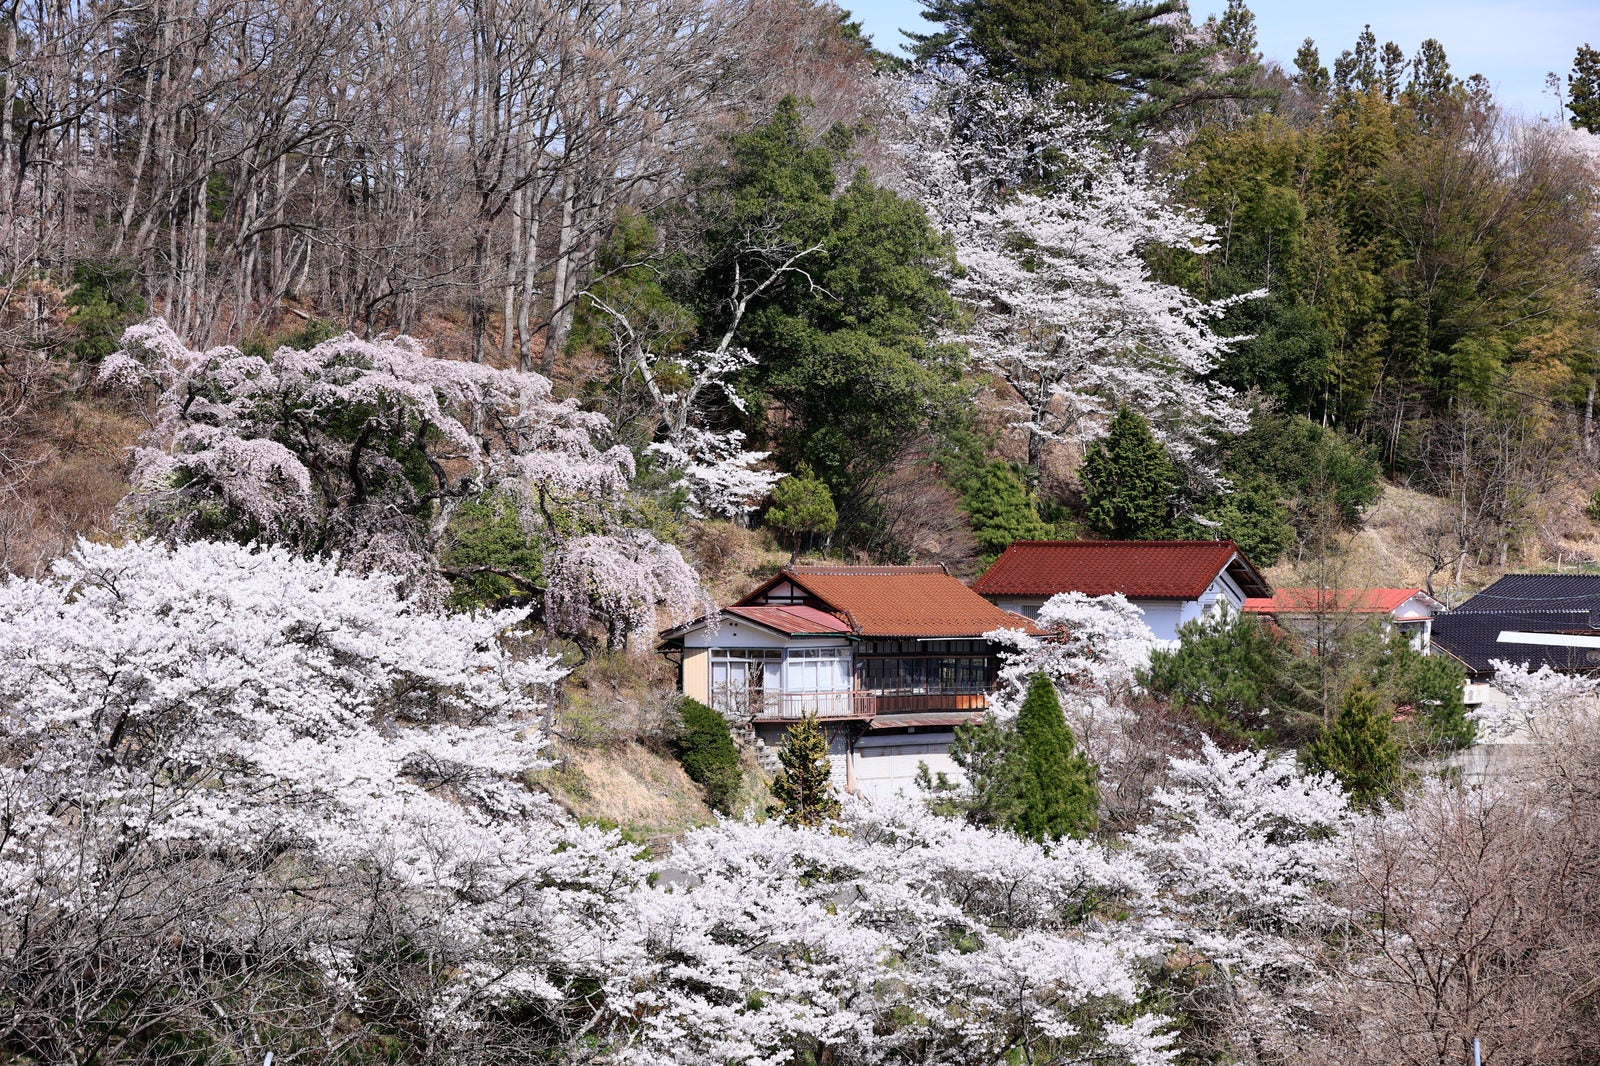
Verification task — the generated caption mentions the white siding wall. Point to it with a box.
[850,731,961,804]
[991,572,1249,645]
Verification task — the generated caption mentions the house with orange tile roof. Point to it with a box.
[974,540,1271,643]
[658,565,1033,801]
[1242,587,1443,653]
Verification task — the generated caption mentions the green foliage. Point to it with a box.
[1176,73,1597,450]
[1569,43,1600,132]
[1384,632,1473,752]
[765,464,837,557]
[65,259,146,361]
[1303,684,1404,809]
[1080,408,1178,540]
[674,698,742,814]
[768,712,841,827]
[1141,612,1294,743]
[278,317,342,351]
[910,0,1237,124]
[1224,412,1382,530]
[690,97,967,552]
[439,495,545,611]
[1008,674,1099,842]
[959,461,1053,566]
[931,717,1022,826]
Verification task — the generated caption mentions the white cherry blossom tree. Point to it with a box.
[101,318,705,646]
[900,76,1258,487]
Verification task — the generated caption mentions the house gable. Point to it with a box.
[974,540,1270,601]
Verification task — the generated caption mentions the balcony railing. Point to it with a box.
[737,689,993,721]
[751,690,879,720]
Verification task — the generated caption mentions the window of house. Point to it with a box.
[784,648,850,693]
[709,649,781,714]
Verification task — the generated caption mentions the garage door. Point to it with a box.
[852,736,965,805]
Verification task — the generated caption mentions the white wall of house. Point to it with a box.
[992,569,1249,645]
[850,731,961,804]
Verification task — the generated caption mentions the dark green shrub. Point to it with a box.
[65,258,146,361]
[675,698,742,814]
[1303,685,1404,809]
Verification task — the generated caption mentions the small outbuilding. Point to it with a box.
[973,539,1271,643]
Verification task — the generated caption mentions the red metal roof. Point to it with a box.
[723,604,852,636]
[1242,588,1433,616]
[738,565,1033,638]
[973,540,1269,599]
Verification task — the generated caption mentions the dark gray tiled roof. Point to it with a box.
[1453,574,1600,614]
[1432,608,1600,677]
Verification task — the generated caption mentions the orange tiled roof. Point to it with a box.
[1243,588,1433,615]
[974,540,1270,599]
[740,565,1033,638]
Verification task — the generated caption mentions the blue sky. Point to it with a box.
[843,0,1598,118]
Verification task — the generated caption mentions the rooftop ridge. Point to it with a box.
[785,564,948,575]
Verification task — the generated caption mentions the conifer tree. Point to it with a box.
[1080,408,1178,540]
[1571,44,1600,132]
[936,717,1023,827]
[769,712,841,827]
[675,698,743,813]
[1303,685,1402,809]
[1293,38,1330,96]
[1008,674,1099,842]
[1141,612,1293,742]
[909,0,1240,124]
[962,461,1053,566]
[766,464,837,562]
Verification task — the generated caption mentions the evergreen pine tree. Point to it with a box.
[766,464,837,562]
[1571,44,1600,132]
[1303,685,1402,809]
[1293,38,1330,96]
[675,698,743,813]
[1008,674,1098,842]
[1080,407,1178,540]
[910,0,1217,119]
[769,712,842,827]
[1407,38,1455,103]
[1141,612,1291,742]
[1392,643,1474,752]
[1214,0,1259,60]
[939,717,1023,827]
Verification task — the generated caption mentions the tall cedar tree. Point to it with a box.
[961,461,1053,566]
[1080,407,1178,539]
[1572,44,1600,132]
[911,0,1220,123]
[675,698,743,814]
[1303,685,1403,809]
[769,712,842,827]
[1009,673,1099,841]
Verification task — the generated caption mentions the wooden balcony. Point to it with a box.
[744,689,992,722]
